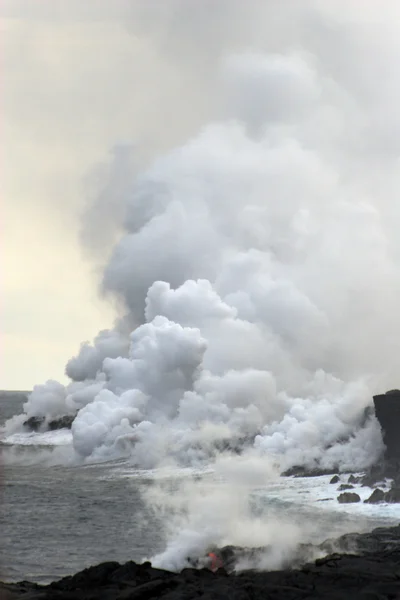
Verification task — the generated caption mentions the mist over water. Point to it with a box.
[4,0,400,574]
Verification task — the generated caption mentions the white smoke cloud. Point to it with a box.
[24,380,68,419]
[65,328,130,382]
[5,0,400,481]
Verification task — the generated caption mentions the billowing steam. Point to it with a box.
[146,453,306,572]
[6,1,400,477]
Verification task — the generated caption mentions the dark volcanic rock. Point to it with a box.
[373,389,400,461]
[330,475,340,484]
[384,487,400,503]
[338,484,354,491]
[23,414,76,432]
[50,562,121,591]
[360,464,388,488]
[337,492,360,503]
[364,488,385,504]
[48,414,75,430]
[360,390,400,489]
[283,465,338,477]
[352,389,400,490]
[23,416,45,431]
[6,525,400,599]
[348,474,361,484]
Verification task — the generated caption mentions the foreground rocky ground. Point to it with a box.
[3,524,400,599]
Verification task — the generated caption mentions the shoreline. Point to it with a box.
[2,523,400,599]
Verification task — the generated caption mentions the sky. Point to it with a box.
[2,0,399,391]
[1,0,214,390]
[0,0,282,391]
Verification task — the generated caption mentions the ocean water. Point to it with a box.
[0,393,164,583]
[1,390,399,584]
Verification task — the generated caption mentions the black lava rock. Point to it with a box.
[384,487,400,503]
[23,414,76,432]
[48,415,75,430]
[7,525,400,599]
[364,489,385,504]
[337,492,361,503]
[338,484,354,491]
[348,474,361,484]
[283,466,338,477]
[373,390,400,461]
[23,416,45,431]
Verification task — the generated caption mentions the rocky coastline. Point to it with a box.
[3,524,400,599]
[283,390,400,505]
[5,389,400,599]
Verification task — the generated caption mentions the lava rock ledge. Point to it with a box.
[5,525,400,599]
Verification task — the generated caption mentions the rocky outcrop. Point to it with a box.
[373,389,400,461]
[47,415,75,430]
[337,492,360,503]
[363,487,400,504]
[355,390,400,491]
[364,488,385,504]
[23,416,45,431]
[284,391,400,483]
[23,414,76,432]
[348,474,361,484]
[384,487,400,503]
[283,465,339,477]
[343,394,400,500]
[338,484,354,491]
[6,525,400,599]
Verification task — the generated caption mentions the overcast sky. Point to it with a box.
[1,0,199,389]
[3,0,399,390]
[0,0,265,390]
[2,0,240,390]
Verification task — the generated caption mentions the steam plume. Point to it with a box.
[6,0,400,477]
